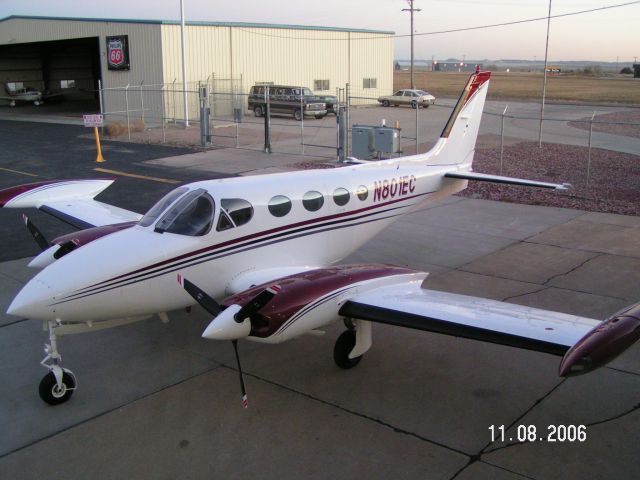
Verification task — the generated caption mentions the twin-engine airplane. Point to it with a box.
[3,72,640,406]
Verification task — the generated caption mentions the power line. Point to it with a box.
[234,1,640,41]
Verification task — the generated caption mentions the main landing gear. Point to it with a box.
[39,320,76,405]
[333,318,372,369]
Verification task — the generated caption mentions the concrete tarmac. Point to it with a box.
[0,120,639,479]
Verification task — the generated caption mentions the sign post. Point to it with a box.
[83,114,105,163]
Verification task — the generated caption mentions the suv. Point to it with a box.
[248,85,330,121]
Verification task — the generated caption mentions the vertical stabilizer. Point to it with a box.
[426,71,491,166]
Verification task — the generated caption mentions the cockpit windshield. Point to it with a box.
[138,187,188,227]
[153,188,215,236]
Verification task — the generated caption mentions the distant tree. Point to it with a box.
[582,65,603,76]
[620,67,633,74]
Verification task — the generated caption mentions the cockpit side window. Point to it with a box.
[216,198,254,232]
[154,188,214,236]
[138,187,188,227]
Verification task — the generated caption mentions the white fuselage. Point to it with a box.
[9,156,468,324]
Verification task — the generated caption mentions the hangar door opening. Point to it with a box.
[0,37,101,112]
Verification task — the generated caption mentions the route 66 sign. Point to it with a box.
[106,35,130,70]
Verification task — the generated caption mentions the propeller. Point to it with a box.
[22,214,49,251]
[178,274,222,316]
[178,274,281,408]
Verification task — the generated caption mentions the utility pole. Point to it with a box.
[402,0,421,90]
[538,0,552,147]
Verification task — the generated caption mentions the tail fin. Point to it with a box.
[425,71,491,166]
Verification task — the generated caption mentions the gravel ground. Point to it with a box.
[460,142,640,216]
[568,110,640,139]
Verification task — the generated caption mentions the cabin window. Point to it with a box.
[139,187,189,227]
[154,188,214,236]
[268,195,292,217]
[333,188,350,206]
[302,191,324,212]
[217,198,254,231]
[356,185,368,201]
[60,80,76,89]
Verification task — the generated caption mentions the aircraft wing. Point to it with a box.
[0,179,142,228]
[186,264,640,377]
[340,280,640,377]
[341,283,598,356]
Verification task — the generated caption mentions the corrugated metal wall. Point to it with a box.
[161,24,394,112]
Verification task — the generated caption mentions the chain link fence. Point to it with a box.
[97,79,639,184]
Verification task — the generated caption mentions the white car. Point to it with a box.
[378,89,436,108]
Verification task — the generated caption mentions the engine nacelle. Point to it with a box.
[559,302,640,376]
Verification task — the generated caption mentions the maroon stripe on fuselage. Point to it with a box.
[84,191,430,290]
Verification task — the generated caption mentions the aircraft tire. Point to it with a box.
[39,371,75,405]
[333,330,362,369]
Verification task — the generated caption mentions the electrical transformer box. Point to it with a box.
[351,124,401,160]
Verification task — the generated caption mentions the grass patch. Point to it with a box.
[394,71,640,104]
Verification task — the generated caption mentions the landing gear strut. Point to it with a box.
[39,320,76,405]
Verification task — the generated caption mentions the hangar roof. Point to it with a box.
[0,15,395,35]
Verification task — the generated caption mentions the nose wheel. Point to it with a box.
[39,370,76,405]
[39,320,76,405]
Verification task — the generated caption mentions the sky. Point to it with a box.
[0,0,638,62]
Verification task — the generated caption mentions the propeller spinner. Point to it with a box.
[178,274,280,408]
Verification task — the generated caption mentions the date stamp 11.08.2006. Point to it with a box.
[489,424,587,443]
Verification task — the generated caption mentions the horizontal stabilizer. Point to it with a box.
[445,171,570,190]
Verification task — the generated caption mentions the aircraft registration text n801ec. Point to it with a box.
[373,175,416,202]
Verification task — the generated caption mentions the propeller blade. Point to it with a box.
[178,275,222,316]
[234,285,281,323]
[22,214,49,251]
[232,340,248,408]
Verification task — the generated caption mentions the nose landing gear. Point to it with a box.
[39,320,76,405]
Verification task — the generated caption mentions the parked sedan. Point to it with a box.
[377,89,436,108]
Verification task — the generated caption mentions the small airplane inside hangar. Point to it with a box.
[0,37,101,111]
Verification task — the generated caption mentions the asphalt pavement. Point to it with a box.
[0,120,639,480]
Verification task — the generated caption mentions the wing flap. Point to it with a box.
[340,283,601,356]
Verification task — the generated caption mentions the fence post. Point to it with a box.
[415,96,419,154]
[345,83,351,157]
[139,81,145,127]
[125,83,131,140]
[587,110,596,189]
[300,86,305,155]
[172,79,177,125]
[161,85,166,144]
[264,86,271,154]
[98,79,105,136]
[500,105,508,175]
